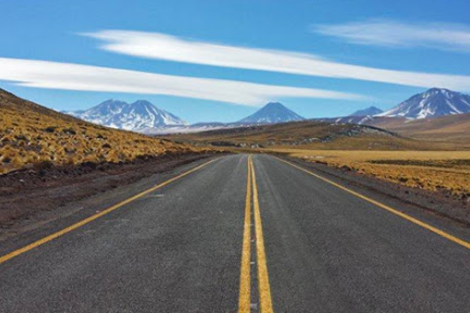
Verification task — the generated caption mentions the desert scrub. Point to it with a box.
[0,90,208,174]
[272,148,470,198]
[44,126,58,133]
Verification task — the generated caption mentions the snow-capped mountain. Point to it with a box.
[144,102,305,134]
[66,99,187,131]
[237,102,305,124]
[378,88,470,119]
[349,106,383,117]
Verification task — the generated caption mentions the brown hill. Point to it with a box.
[366,114,470,144]
[0,88,203,174]
[168,120,454,150]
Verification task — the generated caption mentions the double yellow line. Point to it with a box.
[239,155,274,313]
[238,155,470,313]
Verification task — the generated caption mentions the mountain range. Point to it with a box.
[65,88,470,134]
[67,101,307,134]
[323,88,470,125]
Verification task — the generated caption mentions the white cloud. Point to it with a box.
[83,30,470,91]
[312,19,470,52]
[0,57,362,106]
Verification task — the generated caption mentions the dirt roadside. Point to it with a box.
[0,152,221,241]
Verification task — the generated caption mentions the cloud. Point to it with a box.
[312,19,470,52]
[83,30,470,91]
[0,57,362,106]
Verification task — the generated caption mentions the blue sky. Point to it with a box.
[1,0,470,123]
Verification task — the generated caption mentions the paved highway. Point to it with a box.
[1,154,470,312]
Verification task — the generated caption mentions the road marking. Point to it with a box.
[238,156,252,313]
[0,158,218,265]
[250,157,274,313]
[275,157,470,251]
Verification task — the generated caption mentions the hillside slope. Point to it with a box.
[0,89,202,174]
[368,113,470,144]
[168,120,450,150]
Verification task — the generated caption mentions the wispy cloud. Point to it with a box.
[82,30,470,91]
[0,57,362,105]
[312,19,470,52]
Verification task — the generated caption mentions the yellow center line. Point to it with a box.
[238,155,252,313]
[275,156,470,251]
[0,158,219,265]
[250,157,274,313]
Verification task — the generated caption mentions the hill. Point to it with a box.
[167,120,453,150]
[367,113,470,144]
[0,88,202,175]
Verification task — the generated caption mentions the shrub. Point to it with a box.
[45,126,58,133]
[63,128,77,135]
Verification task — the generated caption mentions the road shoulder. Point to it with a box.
[0,153,222,254]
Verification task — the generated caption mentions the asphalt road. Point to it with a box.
[1,154,470,312]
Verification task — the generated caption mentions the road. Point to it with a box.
[1,154,470,312]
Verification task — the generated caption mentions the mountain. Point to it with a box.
[237,102,305,124]
[378,88,470,119]
[349,106,383,117]
[67,100,187,131]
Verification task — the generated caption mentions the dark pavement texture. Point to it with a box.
[1,154,470,312]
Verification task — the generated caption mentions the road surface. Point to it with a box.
[1,154,470,312]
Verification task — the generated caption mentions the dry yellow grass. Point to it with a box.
[170,117,470,197]
[0,89,208,175]
[169,120,466,151]
[270,148,470,197]
[367,113,470,145]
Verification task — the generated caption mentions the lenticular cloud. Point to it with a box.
[0,57,362,106]
[84,30,470,91]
